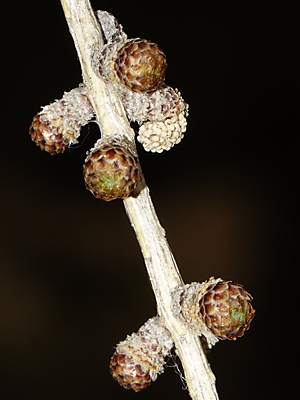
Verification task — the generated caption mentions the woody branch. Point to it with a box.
[59,0,219,399]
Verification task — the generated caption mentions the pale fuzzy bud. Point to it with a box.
[121,85,189,124]
[96,10,127,43]
[30,85,94,155]
[172,278,221,348]
[137,112,188,153]
[95,11,127,83]
[109,316,173,391]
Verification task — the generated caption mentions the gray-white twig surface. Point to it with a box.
[60,1,219,399]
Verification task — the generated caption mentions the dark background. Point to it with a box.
[1,0,298,399]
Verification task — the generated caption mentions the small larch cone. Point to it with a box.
[29,86,94,155]
[110,352,152,392]
[109,316,173,392]
[172,278,255,346]
[114,38,167,92]
[199,280,255,340]
[84,140,138,201]
[29,114,70,155]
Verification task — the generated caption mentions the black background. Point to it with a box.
[1,1,298,399]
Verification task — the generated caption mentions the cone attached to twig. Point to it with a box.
[172,277,255,345]
[199,280,255,340]
[114,39,167,93]
[109,316,173,391]
[29,86,94,155]
[84,139,138,201]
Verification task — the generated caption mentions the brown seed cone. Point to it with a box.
[109,316,173,392]
[110,352,152,392]
[172,278,255,346]
[84,140,138,201]
[199,280,255,340]
[29,114,70,155]
[114,38,167,92]
[29,86,94,155]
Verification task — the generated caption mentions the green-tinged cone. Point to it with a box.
[114,39,167,92]
[84,143,138,201]
[199,280,255,340]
